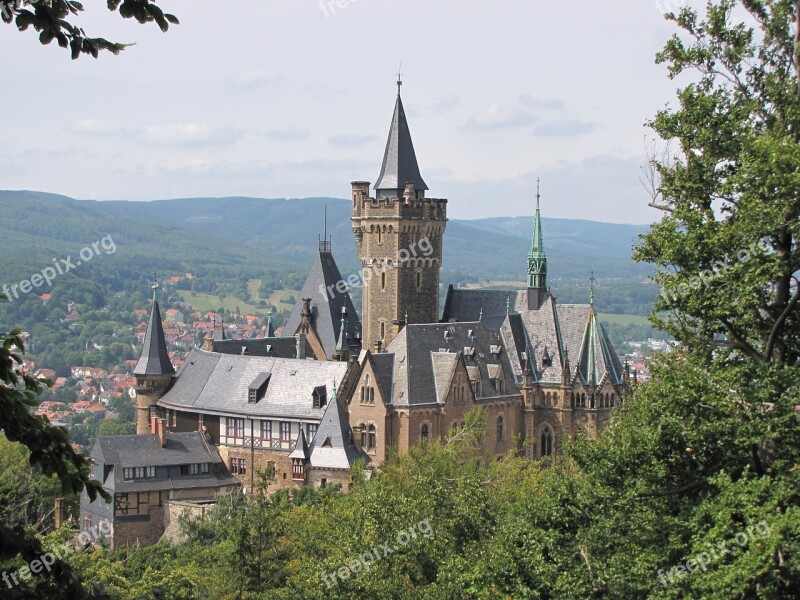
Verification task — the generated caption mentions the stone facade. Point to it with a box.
[351,181,447,348]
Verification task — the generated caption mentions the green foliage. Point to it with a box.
[1,0,178,59]
[0,328,110,599]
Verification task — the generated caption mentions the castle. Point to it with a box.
[83,84,629,543]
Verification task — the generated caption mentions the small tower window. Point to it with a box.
[381,272,386,290]
[377,228,382,245]
[416,271,422,292]
[420,424,429,442]
[380,321,385,340]
[496,416,504,442]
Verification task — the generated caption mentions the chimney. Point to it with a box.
[158,417,167,447]
[150,415,158,435]
[296,333,307,360]
[352,424,364,451]
[373,340,382,353]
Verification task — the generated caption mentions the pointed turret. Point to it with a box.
[308,387,367,472]
[527,180,547,290]
[134,280,175,434]
[374,86,428,197]
[134,295,174,377]
[265,316,275,337]
[335,306,350,361]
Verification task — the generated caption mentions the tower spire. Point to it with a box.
[374,80,428,196]
[589,271,596,306]
[527,178,547,289]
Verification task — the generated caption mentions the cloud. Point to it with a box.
[328,133,379,148]
[68,119,121,135]
[409,95,462,118]
[464,104,537,130]
[533,119,602,137]
[261,128,310,141]
[519,95,567,110]
[138,123,242,147]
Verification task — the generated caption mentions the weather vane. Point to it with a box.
[397,62,403,93]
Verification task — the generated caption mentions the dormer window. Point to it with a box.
[248,372,271,404]
[313,385,327,409]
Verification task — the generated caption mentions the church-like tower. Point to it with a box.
[133,282,174,434]
[352,82,447,348]
[527,181,548,310]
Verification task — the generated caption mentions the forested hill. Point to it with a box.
[0,190,659,315]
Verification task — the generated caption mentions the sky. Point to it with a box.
[0,0,704,224]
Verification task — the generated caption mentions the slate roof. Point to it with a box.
[384,322,519,406]
[446,288,624,388]
[157,347,350,420]
[307,392,367,470]
[374,92,428,195]
[90,431,239,494]
[133,300,175,376]
[212,337,297,359]
[282,249,361,359]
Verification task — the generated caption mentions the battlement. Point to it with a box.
[351,181,447,221]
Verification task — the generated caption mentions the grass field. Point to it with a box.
[598,313,653,326]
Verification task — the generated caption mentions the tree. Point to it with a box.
[1,0,177,59]
[0,328,110,599]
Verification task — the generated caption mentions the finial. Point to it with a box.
[478,307,483,322]
[589,271,596,305]
[151,271,159,302]
[396,62,402,95]
[506,295,510,315]
[536,177,541,210]
[404,309,409,325]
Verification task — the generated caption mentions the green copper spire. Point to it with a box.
[527,179,547,289]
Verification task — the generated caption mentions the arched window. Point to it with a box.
[381,272,386,290]
[377,228,382,244]
[360,424,368,448]
[420,424,429,441]
[540,428,553,457]
[380,321,385,340]
[496,416,504,442]
[367,424,376,450]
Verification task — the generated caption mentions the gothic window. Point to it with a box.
[377,228,382,245]
[496,416,504,442]
[540,428,553,457]
[368,424,376,450]
[420,424,429,442]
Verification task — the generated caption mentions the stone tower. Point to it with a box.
[134,282,174,434]
[352,83,447,347]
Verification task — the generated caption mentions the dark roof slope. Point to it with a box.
[213,337,297,358]
[374,93,428,195]
[308,393,367,470]
[283,249,361,358]
[134,300,175,376]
